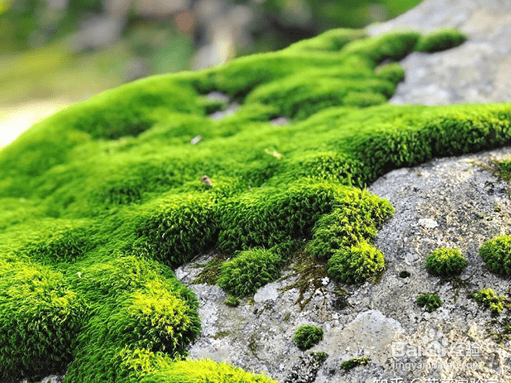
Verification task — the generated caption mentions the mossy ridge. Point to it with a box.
[0,26,504,382]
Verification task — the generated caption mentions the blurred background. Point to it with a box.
[0,0,422,146]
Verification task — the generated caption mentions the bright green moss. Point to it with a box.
[416,292,443,312]
[307,192,394,261]
[293,325,324,351]
[2,25,511,382]
[376,62,405,84]
[217,248,282,297]
[470,288,509,316]
[425,248,468,277]
[340,357,370,371]
[327,241,385,284]
[479,235,511,276]
[0,262,86,383]
[140,359,278,383]
[415,28,467,53]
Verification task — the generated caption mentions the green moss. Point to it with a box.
[293,325,324,351]
[1,24,510,381]
[375,62,405,84]
[192,254,228,285]
[470,288,510,316]
[140,359,278,383]
[217,248,282,297]
[225,295,240,307]
[415,28,467,53]
[340,356,370,371]
[307,192,394,261]
[479,235,511,277]
[417,292,443,312]
[0,261,86,382]
[327,241,385,284]
[425,248,468,277]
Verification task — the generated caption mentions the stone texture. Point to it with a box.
[367,0,511,105]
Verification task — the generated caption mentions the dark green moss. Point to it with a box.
[415,28,467,53]
[217,248,282,297]
[192,254,228,285]
[340,357,370,371]
[417,292,443,312]
[224,295,240,307]
[293,325,324,351]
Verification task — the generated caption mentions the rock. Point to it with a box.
[254,284,280,303]
[418,218,439,229]
[367,0,511,105]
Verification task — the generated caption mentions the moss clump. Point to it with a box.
[293,325,324,351]
[307,193,394,261]
[470,288,510,316]
[327,241,385,284]
[340,357,370,371]
[375,62,405,84]
[217,248,282,297]
[225,295,240,307]
[425,248,468,277]
[415,28,467,53]
[140,359,277,383]
[417,292,443,312]
[479,236,511,276]
[0,262,86,383]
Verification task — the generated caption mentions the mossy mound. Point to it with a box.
[415,28,468,53]
[293,325,324,351]
[0,25,509,382]
[218,248,282,297]
[417,292,443,313]
[425,248,468,277]
[479,235,511,276]
[327,241,385,284]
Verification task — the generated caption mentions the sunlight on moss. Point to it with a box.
[1,26,507,382]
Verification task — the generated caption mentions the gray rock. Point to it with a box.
[367,0,511,105]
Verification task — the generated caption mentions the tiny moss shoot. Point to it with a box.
[341,356,371,371]
[417,292,443,312]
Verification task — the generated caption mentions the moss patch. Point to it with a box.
[425,248,468,277]
[417,292,443,313]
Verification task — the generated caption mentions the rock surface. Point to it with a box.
[367,0,511,105]
[175,1,511,382]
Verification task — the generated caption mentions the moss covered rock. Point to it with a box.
[0,22,510,382]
